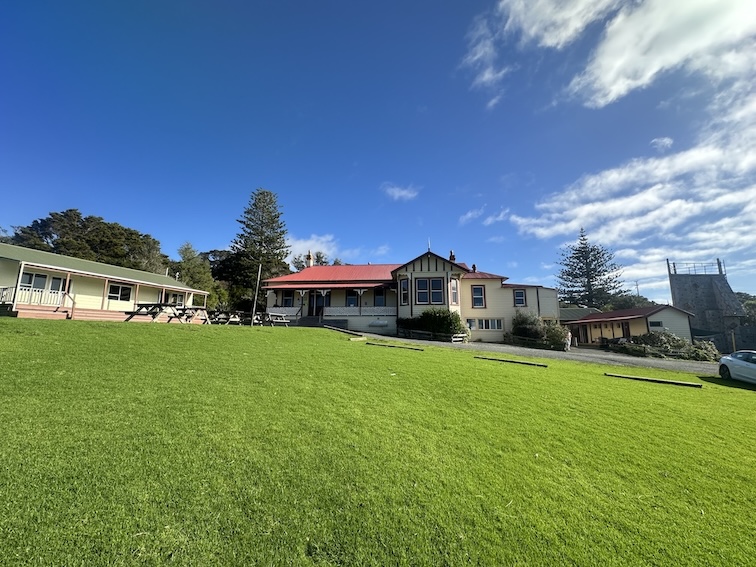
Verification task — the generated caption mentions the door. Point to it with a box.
[308,291,329,316]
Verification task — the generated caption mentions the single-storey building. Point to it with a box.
[263,249,559,341]
[570,305,694,344]
[0,242,208,322]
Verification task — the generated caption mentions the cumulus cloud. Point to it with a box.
[459,206,486,225]
[480,0,756,294]
[382,182,420,201]
[286,234,340,266]
[650,137,674,152]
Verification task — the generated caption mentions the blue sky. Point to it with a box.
[2,1,755,300]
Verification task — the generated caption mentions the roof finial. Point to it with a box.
[428,238,431,252]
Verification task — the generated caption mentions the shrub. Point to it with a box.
[511,310,545,340]
[544,323,570,351]
[610,331,720,361]
[398,308,468,336]
[681,340,720,362]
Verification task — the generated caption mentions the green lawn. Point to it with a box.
[1,319,754,566]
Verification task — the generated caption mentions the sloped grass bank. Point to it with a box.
[1,319,754,565]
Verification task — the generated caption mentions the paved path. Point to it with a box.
[364,334,719,376]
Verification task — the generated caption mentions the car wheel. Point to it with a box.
[719,365,731,380]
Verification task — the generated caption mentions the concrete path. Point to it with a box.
[364,333,720,377]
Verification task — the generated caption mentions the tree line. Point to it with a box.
[3,198,752,317]
[0,189,295,311]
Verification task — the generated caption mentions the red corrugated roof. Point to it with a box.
[263,264,400,288]
[462,271,507,280]
[577,305,693,322]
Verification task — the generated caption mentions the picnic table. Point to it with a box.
[125,303,182,323]
[173,305,211,324]
[264,312,290,326]
[125,303,210,324]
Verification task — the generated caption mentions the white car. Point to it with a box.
[719,350,756,384]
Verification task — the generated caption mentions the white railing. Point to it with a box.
[0,287,14,303]
[15,287,64,307]
[324,306,397,317]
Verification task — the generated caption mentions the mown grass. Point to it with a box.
[1,318,754,566]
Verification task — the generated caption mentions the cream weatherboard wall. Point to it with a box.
[0,258,18,289]
[395,253,466,320]
[459,279,560,341]
[648,309,692,341]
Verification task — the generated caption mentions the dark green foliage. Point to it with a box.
[291,250,334,271]
[222,189,290,309]
[556,228,625,309]
[398,308,467,336]
[511,310,545,339]
[175,243,225,308]
[603,293,656,311]
[9,209,167,273]
[735,292,756,325]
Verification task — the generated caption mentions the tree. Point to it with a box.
[735,292,756,326]
[556,228,625,309]
[174,242,226,309]
[226,189,290,309]
[290,250,340,271]
[8,209,168,273]
[603,293,656,312]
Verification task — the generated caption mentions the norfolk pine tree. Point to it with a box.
[556,228,625,309]
[228,188,290,309]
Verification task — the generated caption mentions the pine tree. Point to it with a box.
[556,228,625,309]
[228,189,290,309]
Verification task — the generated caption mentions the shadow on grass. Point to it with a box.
[698,375,756,391]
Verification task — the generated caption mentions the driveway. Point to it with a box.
[364,334,719,376]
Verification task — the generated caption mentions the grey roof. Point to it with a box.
[0,242,207,294]
[559,307,602,321]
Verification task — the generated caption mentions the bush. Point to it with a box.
[511,310,545,340]
[609,331,721,361]
[508,312,569,351]
[397,308,468,336]
[544,323,569,351]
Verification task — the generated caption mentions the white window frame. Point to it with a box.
[415,278,429,304]
[400,279,409,305]
[514,289,527,307]
[450,279,459,305]
[472,285,485,308]
[478,319,503,330]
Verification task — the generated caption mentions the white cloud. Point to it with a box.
[382,182,420,201]
[496,0,623,49]
[650,137,673,152]
[483,208,510,226]
[286,234,340,266]
[467,0,756,293]
[461,14,513,103]
[459,206,486,225]
[568,0,756,108]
